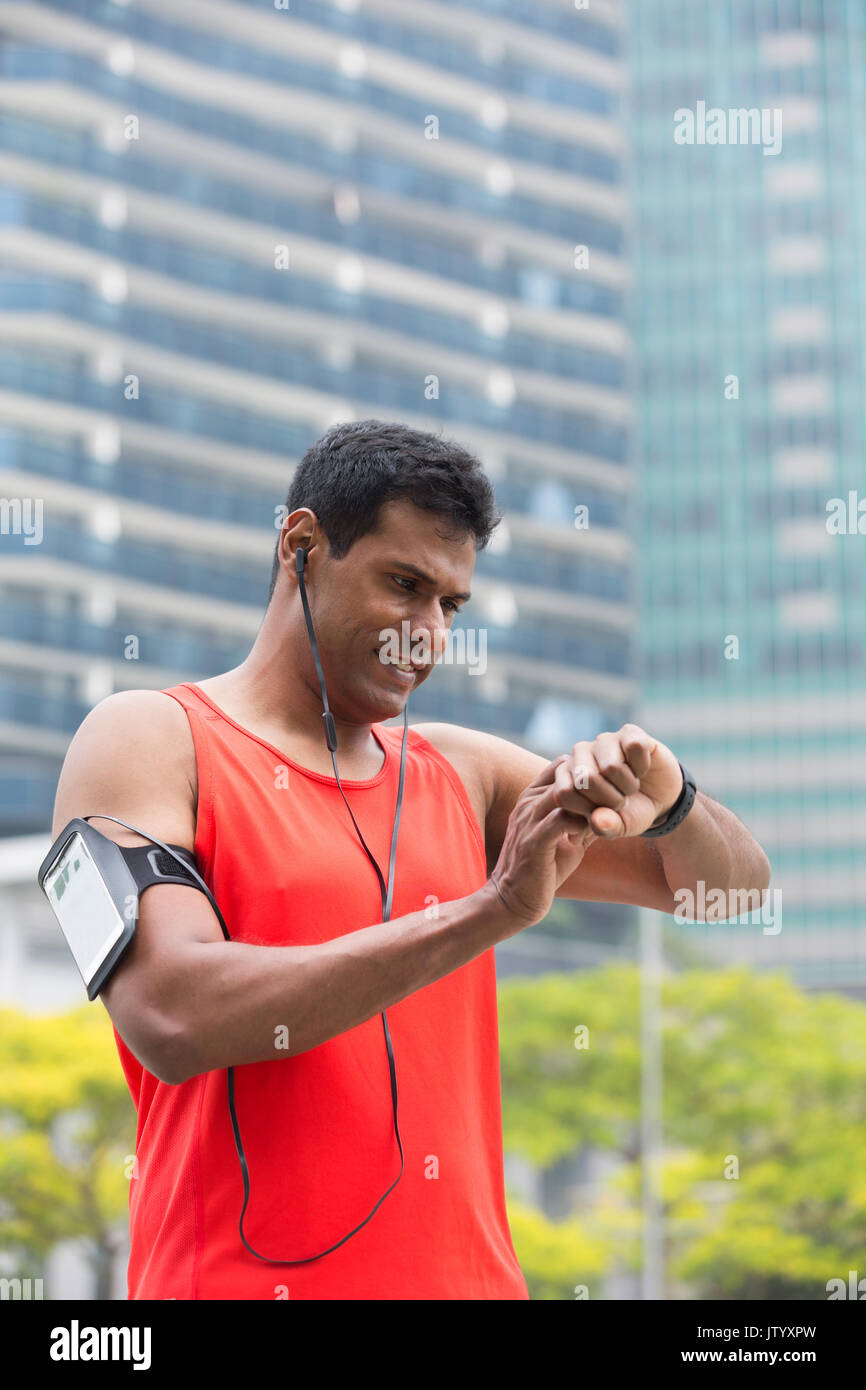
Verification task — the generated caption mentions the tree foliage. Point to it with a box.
[3,965,865,1301]
[500,965,866,1299]
[0,1005,135,1297]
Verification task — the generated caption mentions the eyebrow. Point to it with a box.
[387,561,471,603]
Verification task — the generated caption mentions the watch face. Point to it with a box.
[43,832,125,984]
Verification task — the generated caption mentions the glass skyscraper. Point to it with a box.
[630,0,866,994]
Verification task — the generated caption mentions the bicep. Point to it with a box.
[101,880,225,1081]
[50,690,224,1079]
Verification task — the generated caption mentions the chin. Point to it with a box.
[376,689,411,717]
[354,676,396,713]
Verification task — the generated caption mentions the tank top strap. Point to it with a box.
[159,682,218,881]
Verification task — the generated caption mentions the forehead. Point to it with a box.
[357,499,477,572]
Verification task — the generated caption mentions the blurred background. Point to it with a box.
[0,0,864,1300]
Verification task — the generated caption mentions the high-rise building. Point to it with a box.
[630,0,866,994]
[0,0,633,990]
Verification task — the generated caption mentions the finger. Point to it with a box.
[552,760,599,819]
[549,774,610,828]
[619,723,657,780]
[551,762,628,839]
[525,754,570,792]
[565,821,598,847]
[537,805,595,846]
[554,786,625,839]
[588,805,626,838]
[592,731,641,798]
[569,744,626,811]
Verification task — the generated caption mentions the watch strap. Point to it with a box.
[640,761,697,838]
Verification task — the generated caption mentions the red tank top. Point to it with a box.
[112,681,528,1300]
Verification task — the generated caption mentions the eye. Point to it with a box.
[391,576,459,614]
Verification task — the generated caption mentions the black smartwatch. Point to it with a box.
[640,761,697,838]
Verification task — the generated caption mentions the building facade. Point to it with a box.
[0,0,634,973]
[630,0,866,994]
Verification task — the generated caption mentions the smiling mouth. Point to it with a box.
[372,650,421,683]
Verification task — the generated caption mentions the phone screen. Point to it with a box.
[43,831,125,985]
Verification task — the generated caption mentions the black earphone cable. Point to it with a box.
[88,716,409,1265]
[231,697,409,1264]
[87,548,410,1262]
[89,546,409,1264]
[225,546,409,1261]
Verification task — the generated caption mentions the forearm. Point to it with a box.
[653,790,771,917]
[174,884,512,1080]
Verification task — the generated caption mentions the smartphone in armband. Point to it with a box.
[37,818,202,1001]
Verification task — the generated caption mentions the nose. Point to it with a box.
[410,604,450,667]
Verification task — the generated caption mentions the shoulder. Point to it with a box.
[409,720,490,769]
[413,721,551,820]
[71,688,196,758]
[408,721,526,818]
[52,690,198,838]
[411,722,546,778]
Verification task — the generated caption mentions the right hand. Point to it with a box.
[485,756,599,931]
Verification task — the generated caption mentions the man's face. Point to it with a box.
[305,499,477,722]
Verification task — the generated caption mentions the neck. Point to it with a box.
[212,600,382,760]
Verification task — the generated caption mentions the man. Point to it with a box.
[51,419,770,1300]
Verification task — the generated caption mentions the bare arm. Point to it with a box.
[638,789,770,919]
[421,722,770,917]
[52,693,575,1085]
[153,888,511,1080]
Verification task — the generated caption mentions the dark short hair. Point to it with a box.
[267,418,502,602]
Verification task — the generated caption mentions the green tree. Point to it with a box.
[5,967,866,1302]
[505,1198,610,1300]
[500,964,866,1299]
[0,1005,136,1298]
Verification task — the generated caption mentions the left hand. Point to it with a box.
[551,724,683,839]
